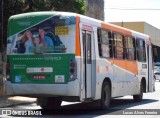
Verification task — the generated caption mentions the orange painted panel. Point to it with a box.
[75,16,81,56]
[126,61,138,75]
[108,58,138,75]
[101,22,132,36]
[113,59,127,70]
[101,22,138,74]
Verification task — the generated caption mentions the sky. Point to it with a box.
[104,0,160,29]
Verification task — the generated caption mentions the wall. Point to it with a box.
[110,22,144,33]
[144,23,160,47]
[84,0,104,21]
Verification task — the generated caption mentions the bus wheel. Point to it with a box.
[37,97,62,110]
[100,81,111,109]
[133,82,143,102]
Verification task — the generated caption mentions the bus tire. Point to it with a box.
[37,97,62,110]
[133,82,143,102]
[100,81,111,109]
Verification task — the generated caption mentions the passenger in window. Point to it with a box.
[38,27,54,46]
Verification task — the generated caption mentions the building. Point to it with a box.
[110,21,160,62]
[84,0,104,21]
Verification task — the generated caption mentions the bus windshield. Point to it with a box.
[7,13,76,54]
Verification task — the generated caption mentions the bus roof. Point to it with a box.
[9,11,77,20]
[9,11,151,41]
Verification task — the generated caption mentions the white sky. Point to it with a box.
[104,0,160,29]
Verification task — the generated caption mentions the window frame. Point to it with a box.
[97,28,113,58]
[113,32,125,60]
[125,36,136,61]
[136,38,146,62]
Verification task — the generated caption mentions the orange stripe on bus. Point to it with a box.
[113,59,127,71]
[108,59,138,75]
[126,61,138,75]
[75,16,81,56]
[101,22,132,35]
[102,22,137,74]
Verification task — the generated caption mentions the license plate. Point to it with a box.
[33,74,45,80]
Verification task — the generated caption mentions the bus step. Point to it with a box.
[84,98,93,102]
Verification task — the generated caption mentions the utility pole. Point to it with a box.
[0,0,4,80]
[1,0,3,52]
[121,21,123,27]
[2,0,3,50]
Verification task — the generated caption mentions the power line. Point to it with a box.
[105,7,160,10]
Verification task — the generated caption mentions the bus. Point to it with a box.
[4,11,155,109]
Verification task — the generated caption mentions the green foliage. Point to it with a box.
[49,0,86,14]
[2,0,86,46]
[6,0,86,15]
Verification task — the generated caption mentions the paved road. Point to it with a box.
[1,81,160,118]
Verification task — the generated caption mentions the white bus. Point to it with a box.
[4,12,155,109]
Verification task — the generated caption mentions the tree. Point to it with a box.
[5,0,86,16]
[2,0,86,48]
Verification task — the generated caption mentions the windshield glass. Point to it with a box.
[7,14,76,54]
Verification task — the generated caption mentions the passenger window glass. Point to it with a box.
[101,30,109,44]
[97,29,112,58]
[125,36,136,61]
[114,33,124,59]
[136,39,146,62]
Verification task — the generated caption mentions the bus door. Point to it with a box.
[82,30,93,98]
[147,43,154,92]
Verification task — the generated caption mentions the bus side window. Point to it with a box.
[97,29,102,56]
[113,33,125,59]
[97,28,113,58]
[125,36,136,61]
[136,38,146,62]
